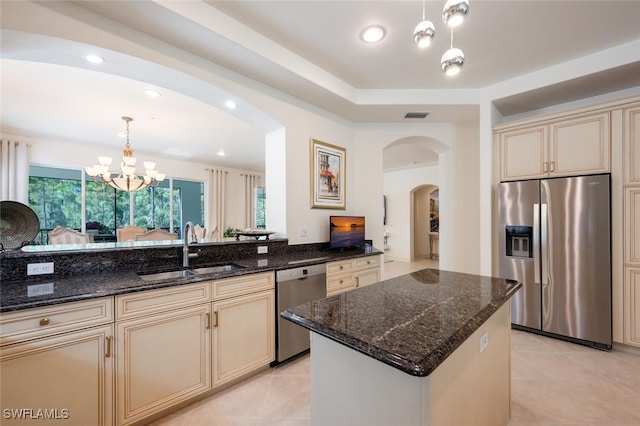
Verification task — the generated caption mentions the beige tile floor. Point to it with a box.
[150,258,640,426]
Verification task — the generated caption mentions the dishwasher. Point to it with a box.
[275,263,327,363]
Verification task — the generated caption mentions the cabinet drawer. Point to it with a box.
[354,256,380,270]
[211,272,274,301]
[327,260,353,275]
[0,297,113,346]
[116,283,209,321]
[327,273,354,295]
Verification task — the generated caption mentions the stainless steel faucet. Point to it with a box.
[183,221,198,268]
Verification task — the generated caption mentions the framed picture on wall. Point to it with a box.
[310,139,346,209]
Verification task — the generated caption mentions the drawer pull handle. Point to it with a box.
[39,318,50,326]
[213,312,218,328]
[105,336,112,358]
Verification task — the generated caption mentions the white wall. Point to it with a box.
[438,122,480,274]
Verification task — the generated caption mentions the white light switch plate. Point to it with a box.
[27,262,54,275]
[479,331,489,353]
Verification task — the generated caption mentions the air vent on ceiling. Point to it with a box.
[404,112,430,119]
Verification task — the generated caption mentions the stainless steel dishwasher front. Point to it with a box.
[275,263,327,363]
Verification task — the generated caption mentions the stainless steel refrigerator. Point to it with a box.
[498,174,611,349]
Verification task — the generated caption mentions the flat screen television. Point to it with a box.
[329,215,365,250]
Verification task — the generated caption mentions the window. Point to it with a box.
[28,166,204,243]
[255,186,266,229]
[29,167,82,243]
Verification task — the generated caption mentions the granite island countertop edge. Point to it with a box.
[282,271,522,377]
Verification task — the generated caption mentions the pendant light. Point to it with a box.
[85,116,166,192]
[410,0,469,76]
[442,0,469,27]
[413,0,435,48]
[441,27,464,76]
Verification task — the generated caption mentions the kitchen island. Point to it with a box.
[282,268,521,426]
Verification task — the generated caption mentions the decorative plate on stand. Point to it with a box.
[0,201,40,249]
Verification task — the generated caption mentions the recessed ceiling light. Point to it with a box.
[361,25,386,43]
[225,100,237,109]
[84,54,104,64]
[217,149,226,156]
[144,89,162,98]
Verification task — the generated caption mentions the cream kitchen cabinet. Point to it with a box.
[624,103,640,348]
[326,255,381,296]
[624,268,640,347]
[0,297,114,426]
[624,103,640,184]
[497,111,610,181]
[624,187,640,348]
[211,272,275,387]
[115,283,211,426]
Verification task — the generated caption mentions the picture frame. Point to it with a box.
[310,138,346,209]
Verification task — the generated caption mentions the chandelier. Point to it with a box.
[412,0,469,76]
[85,116,165,192]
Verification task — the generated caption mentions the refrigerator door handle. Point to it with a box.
[540,203,549,287]
[533,204,540,286]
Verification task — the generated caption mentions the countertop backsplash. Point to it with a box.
[0,239,301,282]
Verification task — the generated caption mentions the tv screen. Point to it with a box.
[330,216,365,249]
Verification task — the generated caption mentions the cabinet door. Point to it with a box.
[355,268,380,288]
[626,188,640,264]
[499,125,547,181]
[550,112,610,176]
[624,268,640,347]
[212,290,274,387]
[625,104,640,184]
[0,325,114,426]
[327,273,355,296]
[116,304,211,425]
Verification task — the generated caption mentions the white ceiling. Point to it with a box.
[1,0,640,172]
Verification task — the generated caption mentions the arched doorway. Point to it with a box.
[411,184,439,261]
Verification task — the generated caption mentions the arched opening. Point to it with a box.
[382,136,448,263]
[411,184,439,261]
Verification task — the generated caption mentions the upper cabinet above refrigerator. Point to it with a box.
[496,111,610,181]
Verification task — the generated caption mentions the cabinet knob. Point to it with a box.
[339,279,344,284]
[339,266,344,270]
[367,260,371,265]
[39,318,50,326]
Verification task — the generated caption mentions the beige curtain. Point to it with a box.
[242,174,259,229]
[205,169,226,241]
[1,140,30,203]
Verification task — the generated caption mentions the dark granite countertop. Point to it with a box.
[282,268,521,377]
[0,248,382,313]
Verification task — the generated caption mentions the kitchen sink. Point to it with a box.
[138,269,197,281]
[192,263,247,275]
[138,263,246,282]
